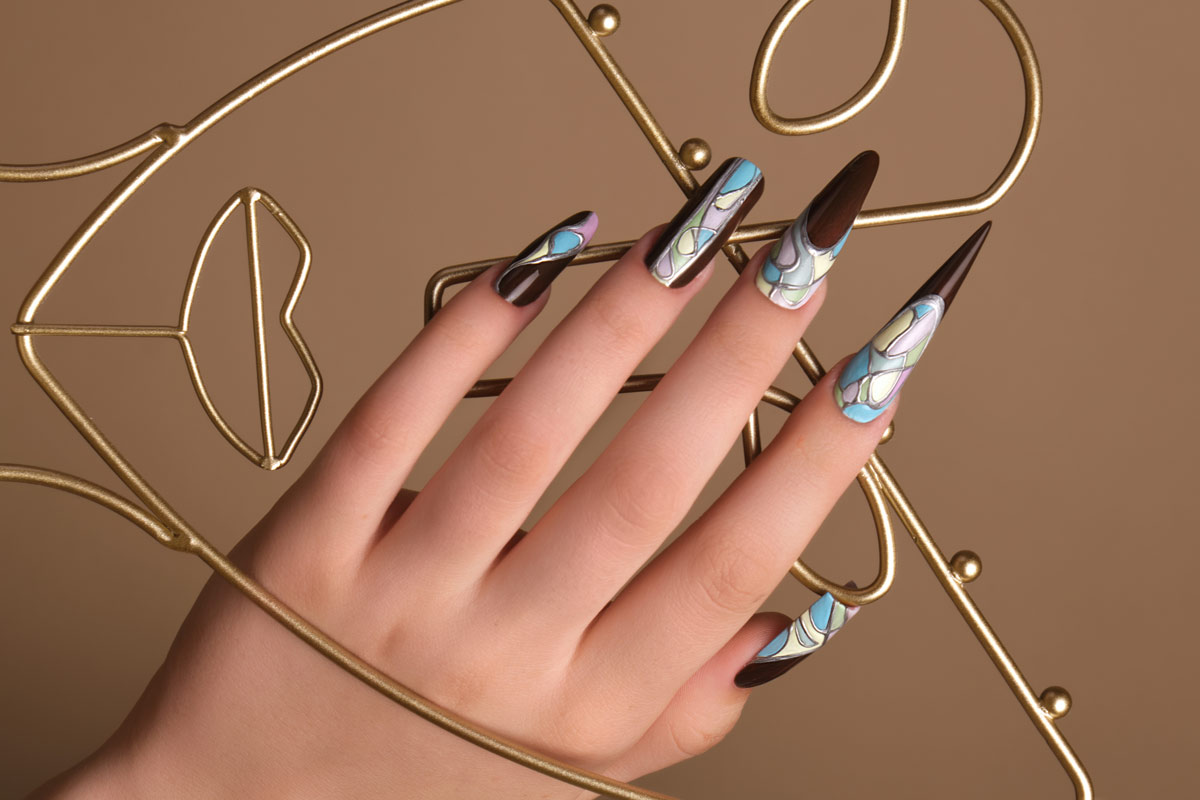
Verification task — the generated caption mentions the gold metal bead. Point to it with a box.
[879,421,895,444]
[678,137,712,170]
[587,4,620,36]
[950,550,982,583]
[1040,686,1072,719]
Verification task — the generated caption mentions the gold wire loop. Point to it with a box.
[0,0,1089,798]
[751,0,907,136]
[747,0,1042,230]
[790,463,896,606]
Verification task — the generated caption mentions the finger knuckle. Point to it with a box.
[545,705,631,767]
[428,307,489,354]
[692,534,774,617]
[585,292,650,358]
[473,415,554,491]
[708,319,776,379]
[665,708,737,761]
[339,406,412,470]
[598,457,683,546]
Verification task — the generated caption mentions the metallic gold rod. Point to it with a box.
[15,335,202,541]
[856,0,1042,226]
[177,0,467,145]
[16,330,677,799]
[751,0,907,134]
[748,0,1042,229]
[424,240,636,322]
[0,465,177,547]
[548,0,764,459]
[549,0,695,192]
[244,191,276,459]
[869,453,1094,799]
[423,223,814,313]
[173,336,266,466]
[0,0,1084,795]
[740,407,762,465]
[263,192,322,470]
[2,3,680,795]
[0,127,167,182]
[789,460,897,606]
[17,0,464,322]
[186,536,676,800]
[9,323,181,338]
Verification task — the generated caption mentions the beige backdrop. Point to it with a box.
[1,1,1194,797]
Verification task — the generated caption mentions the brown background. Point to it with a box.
[1,0,1194,797]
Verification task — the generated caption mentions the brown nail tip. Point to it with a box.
[734,653,811,689]
[645,156,765,288]
[494,210,599,306]
[904,220,992,313]
[806,150,880,249]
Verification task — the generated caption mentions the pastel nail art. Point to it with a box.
[734,590,860,689]
[646,157,764,288]
[757,151,879,309]
[495,211,599,306]
[835,222,992,424]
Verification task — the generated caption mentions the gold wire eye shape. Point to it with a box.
[0,1,1084,799]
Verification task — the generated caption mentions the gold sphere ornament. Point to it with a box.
[950,550,982,583]
[587,4,620,36]
[1040,686,1072,719]
[678,137,712,170]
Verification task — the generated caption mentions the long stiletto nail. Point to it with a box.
[495,211,599,306]
[835,222,992,423]
[734,590,859,689]
[756,150,879,309]
[645,157,764,288]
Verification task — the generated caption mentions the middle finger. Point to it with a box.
[488,152,880,629]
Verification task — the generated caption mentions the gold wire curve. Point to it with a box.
[178,187,322,471]
[751,0,907,135]
[0,0,1087,797]
[0,127,168,183]
[0,465,178,547]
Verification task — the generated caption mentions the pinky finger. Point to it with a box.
[298,212,598,540]
[609,612,790,781]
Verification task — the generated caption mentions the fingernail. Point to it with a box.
[757,150,879,309]
[495,211,599,306]
[646,157,764,288]
[734,589,857,689]
[834,221,992,424]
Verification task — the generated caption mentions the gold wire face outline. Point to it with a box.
[0,1,1088,798]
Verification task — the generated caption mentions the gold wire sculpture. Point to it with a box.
[0,0,1093,797]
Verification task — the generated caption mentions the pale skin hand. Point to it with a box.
[37,228,895,799]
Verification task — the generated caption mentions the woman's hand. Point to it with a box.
[39,151,987,799]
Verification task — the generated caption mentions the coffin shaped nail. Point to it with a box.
[734,590,859,689]
[834,222,992,423]
[646,157,764,288]
[495,211,599,306]
[757,150,879,309]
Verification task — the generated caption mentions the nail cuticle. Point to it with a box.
[494,210,599,306]
[734,590,858,689]
[645,157,764,288]
[834,221,992,424]
[756,150,879,310]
